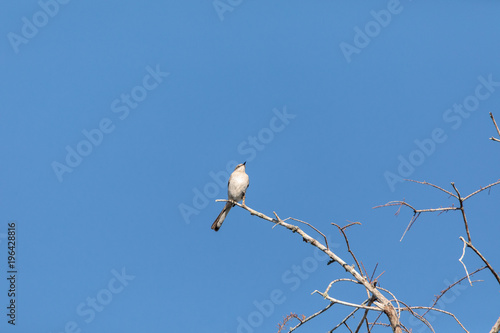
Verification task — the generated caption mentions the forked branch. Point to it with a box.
[490,112,500,142]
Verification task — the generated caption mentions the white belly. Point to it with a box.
[228,172,249,202]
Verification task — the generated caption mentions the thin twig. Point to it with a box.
[490,112,500,142]
[370,263,378,282]
[332,222,362,273]
[424,266,487,316]
[278,313,305,333]
[400,211,420,241]
[369,312,385,331]
[313,290,382,311]
[452,183,472,243]
[460,236,500,286]
[375,179,500,247]
[354,297,376,333]
[288,303,335,332]
[458,237,472,286]
[373,271,386,285]
[324,278,360,295]
[398,300,435,333]
[373,200,459,241]
[405,179,457,198]
[407,306,469,333]
[328,306,363,332]
[373,201,458,214]
[463,179,500,201]
[283,216,329,250]
[378,286,402,318]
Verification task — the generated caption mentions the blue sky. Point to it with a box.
[1,1,499,332]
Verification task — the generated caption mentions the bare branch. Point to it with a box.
[375,179,499,287]
[368,312,385,331]
[490,316,500,333]
[405,179,458,198]
[216,200,403,332]
[369,263,379,282]
[490,112,500,142]
[374,200,459,214]
[287,303,334,332]
[376,179,500,241]
[312,290,381,311]
[406,306,469,333]
[452,183,472,243]
[282,215,330,251]
[332,222,362,274]
[400,211,420,242]
[463,179,500,201]
[374,200,459,241]
[323,278,361,295]
[377,286,402,318]
[277,313,305,333]
[398,300,435,333]
[424,266,487,316]
[373,270,386,285]
[460,236,500,286]
[369,321,411,333]
[354,297,376,333]
[328,306,363,332]
[458,237,472,285]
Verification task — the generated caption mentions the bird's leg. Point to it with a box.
[242,193,246,206]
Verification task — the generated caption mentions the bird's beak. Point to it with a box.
[243,161,246,165]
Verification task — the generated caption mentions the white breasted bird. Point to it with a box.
[211,162,249,231]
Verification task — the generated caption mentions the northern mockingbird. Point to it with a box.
[211,162,249,231]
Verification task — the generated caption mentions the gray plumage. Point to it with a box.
[211,162,249,231]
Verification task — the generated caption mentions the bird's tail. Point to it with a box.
[211,202,233,231]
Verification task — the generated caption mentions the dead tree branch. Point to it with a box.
[216,199,403,332]
[374,180,500,285]
[375,177,500,329]
[490,316,500,333]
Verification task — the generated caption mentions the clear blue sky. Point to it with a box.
[1,1,499,332]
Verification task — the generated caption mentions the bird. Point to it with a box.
[211,162,249,231]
